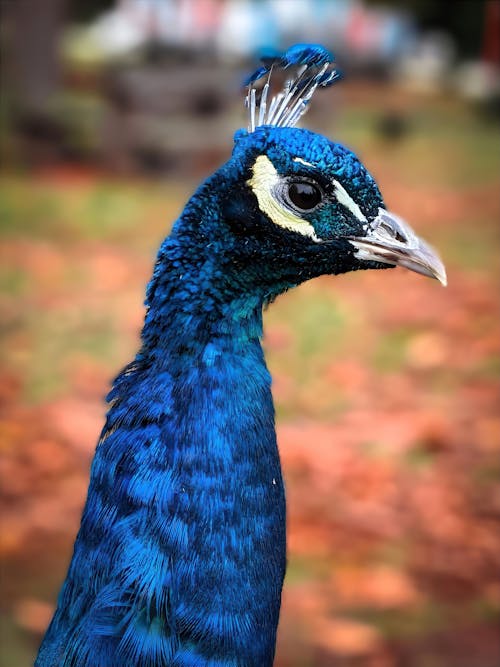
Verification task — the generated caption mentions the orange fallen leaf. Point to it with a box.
[312,617,382,656]
[14,598,54,634]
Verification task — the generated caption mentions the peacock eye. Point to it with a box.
[286,181,323,212]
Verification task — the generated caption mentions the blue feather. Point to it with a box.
[244,43,335,85]
[279,42,333,67]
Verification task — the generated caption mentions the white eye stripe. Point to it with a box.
[332,180,367,222]
[293,157,315,168]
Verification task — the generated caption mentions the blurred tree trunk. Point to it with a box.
[6,0,67,111]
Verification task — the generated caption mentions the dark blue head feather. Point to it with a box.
[244,43,336,84]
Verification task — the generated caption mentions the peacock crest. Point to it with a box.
[244,43,341,132]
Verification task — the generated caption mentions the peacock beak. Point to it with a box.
[347,208,447,286]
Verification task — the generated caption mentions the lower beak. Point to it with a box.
[348,208,447,286]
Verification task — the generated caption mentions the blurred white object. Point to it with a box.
[454,60,500,101]
[68,0,413,65]
[90,8,145,56]
[395,30,456,92]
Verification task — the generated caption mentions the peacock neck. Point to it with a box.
[36,204,287,667]
[97,217,285,664]
[141,222,267,363]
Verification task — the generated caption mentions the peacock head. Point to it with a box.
[214,44,446,292]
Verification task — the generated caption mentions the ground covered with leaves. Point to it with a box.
[1,87,499,666]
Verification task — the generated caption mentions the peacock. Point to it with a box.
[36,45,446,667]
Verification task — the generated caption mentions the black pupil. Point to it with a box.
[288,182,322,211]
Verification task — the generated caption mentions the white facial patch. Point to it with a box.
[247,155,321,242]
[332,180,367,222]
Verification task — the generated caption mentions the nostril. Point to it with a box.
[380,219,407,243]
[370,212,410,244]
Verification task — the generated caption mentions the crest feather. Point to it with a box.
[244,44,341,132]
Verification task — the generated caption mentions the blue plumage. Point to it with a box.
[36,46,445,667]
[244,43,336,85]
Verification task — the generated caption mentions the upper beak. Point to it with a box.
[348,208,447,286]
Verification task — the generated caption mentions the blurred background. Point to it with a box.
[1,1,499,666]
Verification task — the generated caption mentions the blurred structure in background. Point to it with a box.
[1,2,500,667]
[2,0,499,175]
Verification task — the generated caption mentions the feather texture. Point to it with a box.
[245,43,341,131]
